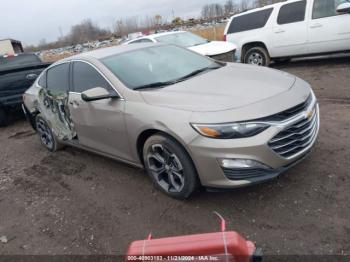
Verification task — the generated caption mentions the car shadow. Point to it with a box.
[271,54,350,69]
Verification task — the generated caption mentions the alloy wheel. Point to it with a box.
[147,144,185,193]
[36,118,54,150]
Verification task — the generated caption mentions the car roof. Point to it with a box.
[230,0,295,17]
[147,31,187,38]
[63,42,166,61]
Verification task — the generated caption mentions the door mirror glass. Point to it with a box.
[81,87,119,102]
[337,2,350,13]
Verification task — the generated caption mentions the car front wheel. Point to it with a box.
[244,46,270,66]
[143,134,199,199]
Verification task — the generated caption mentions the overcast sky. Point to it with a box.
[0,0,230,46]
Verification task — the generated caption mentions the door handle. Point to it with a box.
[26,73,38,80]
[275,29,285,34]
[310,23,322,29]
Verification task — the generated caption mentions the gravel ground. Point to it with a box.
[0,56,349,257]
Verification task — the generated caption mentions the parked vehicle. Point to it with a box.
[123,31,237,62]
[0,53,50,126]
[23,43,319,199]
[224,0,350,66]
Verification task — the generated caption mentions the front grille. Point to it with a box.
[210,50,235,62]
[268,107,318,158]
[260,94,313,122]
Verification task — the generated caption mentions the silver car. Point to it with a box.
[23,43,319,199]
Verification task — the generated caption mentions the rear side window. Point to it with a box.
[227,8,273,34]
[277,0,306,25]
[47,63,70,96]
[72,61,113,93]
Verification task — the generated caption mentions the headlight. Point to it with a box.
[191,122,269,139]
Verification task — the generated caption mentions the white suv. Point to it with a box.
[224,0,350,66]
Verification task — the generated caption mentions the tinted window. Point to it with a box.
[38,72,47,88]
[72,62,112,93]
[227,8,273,34]
[0,54,41,70]
[313,0,347,19]
[47,63,70,95]
[277,0,306,25]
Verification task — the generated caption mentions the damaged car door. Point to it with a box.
[68,61,131,161]
[38,62,76,141]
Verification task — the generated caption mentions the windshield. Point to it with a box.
[155,32,209,47]
[102,45,220,90]
[0,54,41,70]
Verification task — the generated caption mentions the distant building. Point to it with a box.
[0,39,24,55]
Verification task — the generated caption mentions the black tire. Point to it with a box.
[35,114,63,152]
[244,46,270,66]
[143,134,199,199]
[0,108,9,127]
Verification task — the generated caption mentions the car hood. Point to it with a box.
[140,63,296,112]
[188,41,236,56]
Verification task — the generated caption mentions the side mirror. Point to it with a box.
[81,87,119,102]
[337,2,350,13]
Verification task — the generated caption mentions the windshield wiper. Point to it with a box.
[133,81,177,90]
[171,65,222,83]
[133,65,222,91]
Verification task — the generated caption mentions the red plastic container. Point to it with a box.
[126,231,261,262]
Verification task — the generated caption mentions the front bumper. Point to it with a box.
[209,50,236,63]
[187,103,320,188]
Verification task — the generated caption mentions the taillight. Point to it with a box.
[223,34,227,41]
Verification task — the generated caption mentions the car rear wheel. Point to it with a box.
[36,115,63,152]
[0,108,9,127]
[143,134,199,199]
[244,46,270,66]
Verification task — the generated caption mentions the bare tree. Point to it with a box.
[254,0,284,8]
[201,3,225,18]
[155,14,163,26]
[38,38,47,48]
[239,0,249,11]
[69,19,109,44]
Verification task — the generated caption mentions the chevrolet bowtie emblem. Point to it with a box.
[306,110,314,120]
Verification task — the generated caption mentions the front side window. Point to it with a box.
[72,62,112,93]
[277,0,306,25]
[102,45,220,90]
[313,0,348,19]
[155,32,209,47]
[227,8,273,34]
[46,63,70,96]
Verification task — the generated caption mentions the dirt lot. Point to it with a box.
[0,56,349,258]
